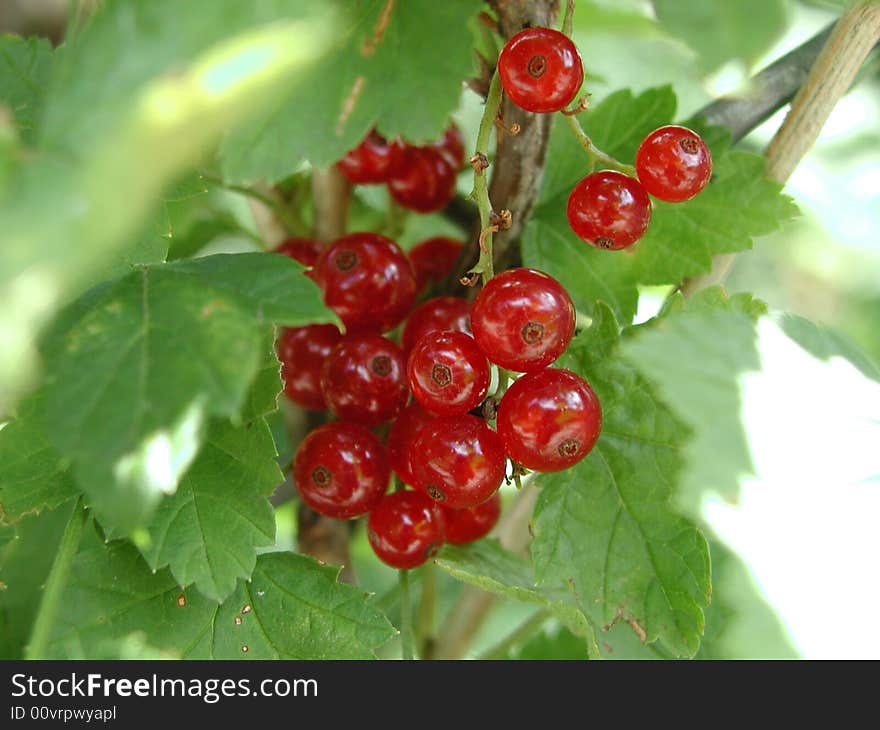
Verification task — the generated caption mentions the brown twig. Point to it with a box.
[449,0,561,288]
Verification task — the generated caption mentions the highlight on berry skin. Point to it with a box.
[635,125,713,202]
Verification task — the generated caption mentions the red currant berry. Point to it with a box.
[402,296,471,354]
[497,27,584,114]
[367,490,445,570]
[432,124,465,171]
[635,125,712,202]
[275,237,323,268]
[497,368,602,472]
[277,324,342,410]
[410,414,506,509]
[440,492,501,544]
[388,145,458,213]
[337,130,404,184]
[567,170,652,250]
[408,331,490,416]
[321,334,408,426]
[408,237,465,291]
[471,268,575,373]
[293,422,389,519]
[313,232,416,333]
[386,401,436,487]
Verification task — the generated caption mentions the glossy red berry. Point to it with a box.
[321,334,408,426]
[441,492,501,544]
[410,414,506,509]
[471,268,575,373]
[277,324,342,410]
[367,490,446,570]
[497,368,602,472]
[388,145,458,213]
[408,237,464,291]
[567,170,652,250]
[432,124,465,171]
[275,237,323,268]
[497,27,584,113]
[386,401,436,487]
[337,130,404,184]
[313,232,416,333]
[635,125,712,202]
[402,296,471,354]
[293,422,389,519]
[408,331,490,416]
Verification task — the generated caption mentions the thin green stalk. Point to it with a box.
[399,569,415,660]
[564,115,637,176]
[562,0,575,36]
[201,174,302,237]
[386,195,407,241]
[25,498,88,660]
[469,71,504,284]
[476,609,551,660]
[417,562,437,658]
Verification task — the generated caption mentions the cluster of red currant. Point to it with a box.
[271,21,712,573]
[498,26,713,250]
[336,124,464,214]
[276,231,601,570]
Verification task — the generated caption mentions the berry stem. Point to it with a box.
[386,194,407,240]
[417,562,437,659]
[468,70,505,284]
[25,497,88,660]
[476,609,551,660]
[564,115,637,176]
[399,569,416,660]
[561,0,575,36]
[200,174,302,241]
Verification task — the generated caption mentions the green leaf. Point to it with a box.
[653,0,788,73]
[48,540,395,659]
[241,330,283,423]
[434,540,599,656]
[0,391,78,525]
[0,504,73,658]
[43,254,332,532]
[139,418,279,603]
[39,1,335,157]
[0,35,53,142]
[523,88,797,324]
[633,151,799,285]
[531,304,711,657]
[696,541,797,659]
[0,2,337,412]
[505,625,589,660]
[164,254,337,327]
[621,296,762,513]
[624,305,880,657]
[220,0,480,182]
[776,312,880,383]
